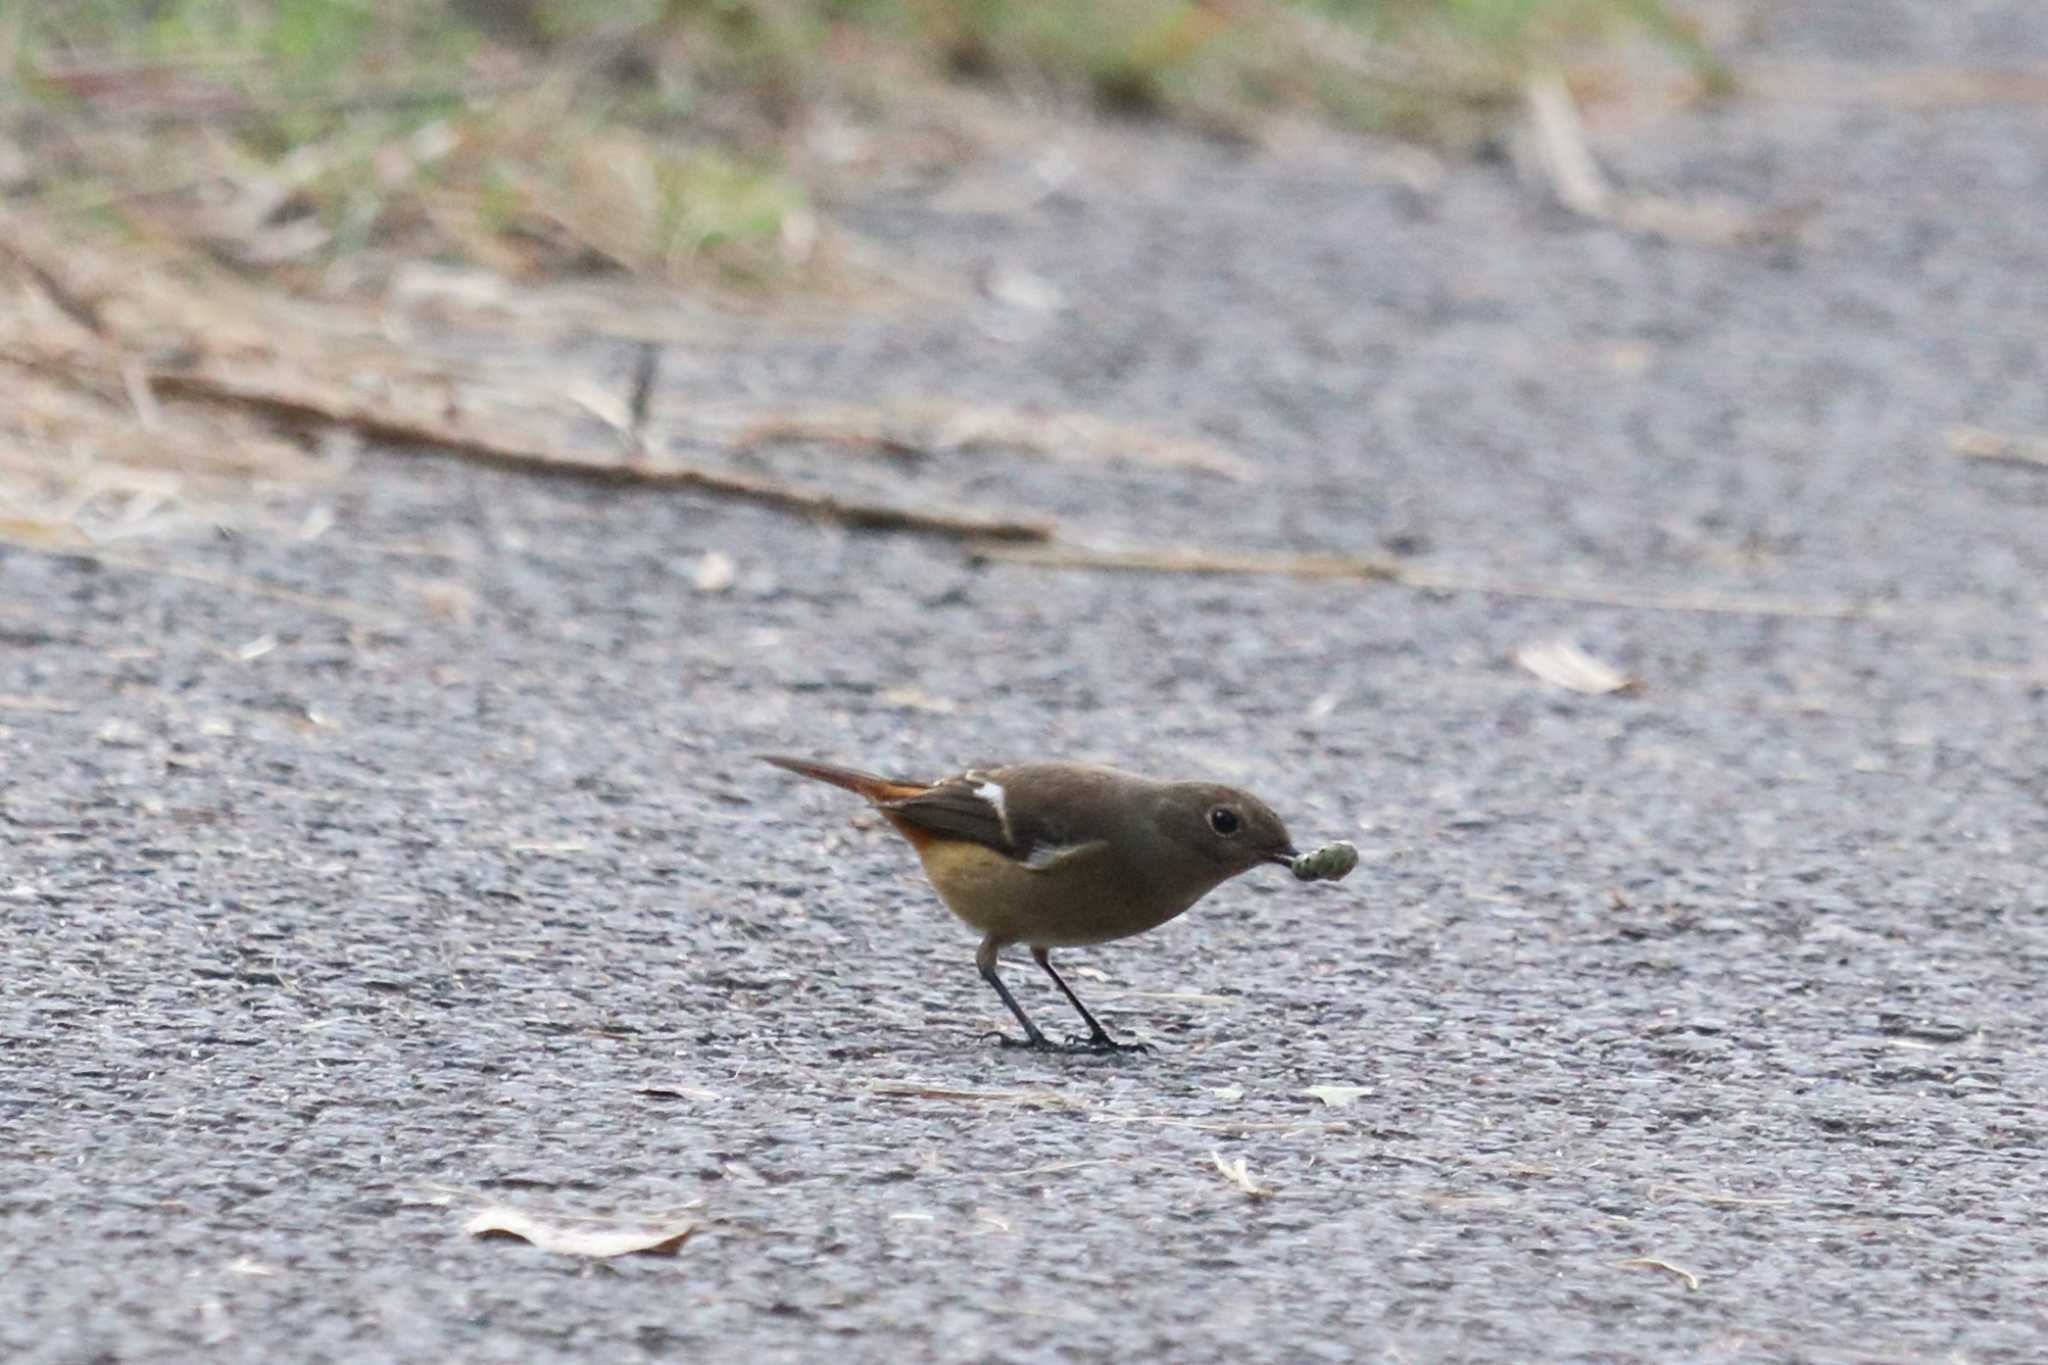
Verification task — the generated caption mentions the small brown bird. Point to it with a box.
[763,755,1300,1052]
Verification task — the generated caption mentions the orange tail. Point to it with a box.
[759,754,927,803]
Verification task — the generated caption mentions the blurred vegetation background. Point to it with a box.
[5,0,1727,295]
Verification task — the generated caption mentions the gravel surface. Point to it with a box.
[4,4,2046,1361]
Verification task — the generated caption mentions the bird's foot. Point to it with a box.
[1075,1033,1151,1055]
[987,1030,1148,1055]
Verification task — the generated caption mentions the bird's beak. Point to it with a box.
[1265,844,1300,867]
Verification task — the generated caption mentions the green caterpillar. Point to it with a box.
[1290,840,1359,883]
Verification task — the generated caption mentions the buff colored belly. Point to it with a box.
[909,838,1204,948]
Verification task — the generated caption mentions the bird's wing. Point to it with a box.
[878,772,1019,855]
[880,767,1113,872]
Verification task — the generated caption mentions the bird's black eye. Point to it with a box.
[1208,806,1241,836]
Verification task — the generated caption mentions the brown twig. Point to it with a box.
[977,541,1402,581]
[977,540,1873,620]
[128,362,1054,543]
[5,216,1031,541]
[1398,567,1870,619]
[725,400,1256,481]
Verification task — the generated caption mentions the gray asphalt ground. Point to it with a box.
[5,3,2048,1361]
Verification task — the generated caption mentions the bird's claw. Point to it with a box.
[1074,1034,1150,1054]
[988,1030,1149,1055]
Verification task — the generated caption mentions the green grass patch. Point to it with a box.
[4,0,1727,292]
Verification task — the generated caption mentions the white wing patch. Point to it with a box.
[1021,840,1108,872]
[970,777,1014,845]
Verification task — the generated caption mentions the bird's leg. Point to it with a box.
[977,936,1052,1049]
[1032,946,1149,1053]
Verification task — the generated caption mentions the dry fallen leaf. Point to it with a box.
[1210,1151,1273,1199]
[465,1206,697,1258]
[1513,641,1639,696]
[1302,1084,1373,1109]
